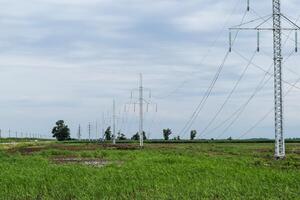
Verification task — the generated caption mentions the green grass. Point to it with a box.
[0,142,299,200]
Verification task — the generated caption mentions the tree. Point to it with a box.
[131,133,139,140]
[163,129,172,140]
[117,131,127,140]
[131,131,147,140]
[52,120,70,141]
[173,136,180,140]
[190,130,197,140]
[104,127,112,140]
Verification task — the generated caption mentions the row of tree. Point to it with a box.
[52,120,199,141]
[105,128,198,141]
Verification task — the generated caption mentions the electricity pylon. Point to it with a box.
[77,124,81,140]
[95,121,98,141]
[112,100,116,144]
[88,123,91,141]
[229,0,300,159]
[125,74,157,148]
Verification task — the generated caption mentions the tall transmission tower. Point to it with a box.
[273,0,284,159]
[95,121,98,140]
[101,112,106,140]
[126,73,157,148]
[229,0,300,159]
[138,74,144,147]
[88,123,91,141]
[77,124,81,140]
[112,99,116,145]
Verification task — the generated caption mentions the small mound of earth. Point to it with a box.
[101,144,139,150]
[52,157,110,168]
[291,150,300,154]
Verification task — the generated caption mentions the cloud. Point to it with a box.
[0,0,299,139]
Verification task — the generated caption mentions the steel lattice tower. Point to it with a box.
[273,0,285,158]
[139,74,144,147]
[125,74,157,148]
[229,0,300,159]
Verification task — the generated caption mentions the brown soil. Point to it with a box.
[101,144,139,150]
[8,143,139,155]
[254,148,272,153]
[291,149,300,154]
[8,146,48,154]
[52,157,110,167]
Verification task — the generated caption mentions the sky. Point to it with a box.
[0,0,299,140]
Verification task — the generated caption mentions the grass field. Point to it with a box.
[0,142,299,200]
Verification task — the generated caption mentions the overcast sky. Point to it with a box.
[0,0,299,139]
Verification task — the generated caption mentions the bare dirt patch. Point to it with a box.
[52,157,111,168]
[7,145,48,155]
[290,149,300,154]
[145,143,178,150]
[101,144,139,150]
[52,143,139,151]
[254,148,272,153]
[8,143,139,155]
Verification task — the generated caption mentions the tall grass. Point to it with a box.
[0,143,299,199]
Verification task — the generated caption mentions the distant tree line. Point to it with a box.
[52,121,300,143]
[51,120,202,142]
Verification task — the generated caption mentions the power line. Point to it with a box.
[199,50,257,137]
[215,49,296,139]
[202,48,294,139]
[227,1,300,158]
[179,9,249,138]
[206,17,299,139]
[179,51,230,137]
[238,76,300,139]
[249,8,300,46]
[153,0,243,99]
[235,50,300,91]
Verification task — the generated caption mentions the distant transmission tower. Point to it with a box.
[229,0,300,159]
[78,124,81,140]
[101,112,106,140]
[112,99,116,144]
[88,123,91,141]
[125,74,157,147]
[95,121,98,140]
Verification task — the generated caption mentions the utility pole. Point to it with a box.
[139,74,144,147]
[126,73,157,148]
[112,100,116,144]
[102,112,105,140]
[78,124,81,140]
[88,123,91,142]
[8,129,11,138]
[229,0,299,159]
[95,121,98,141]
